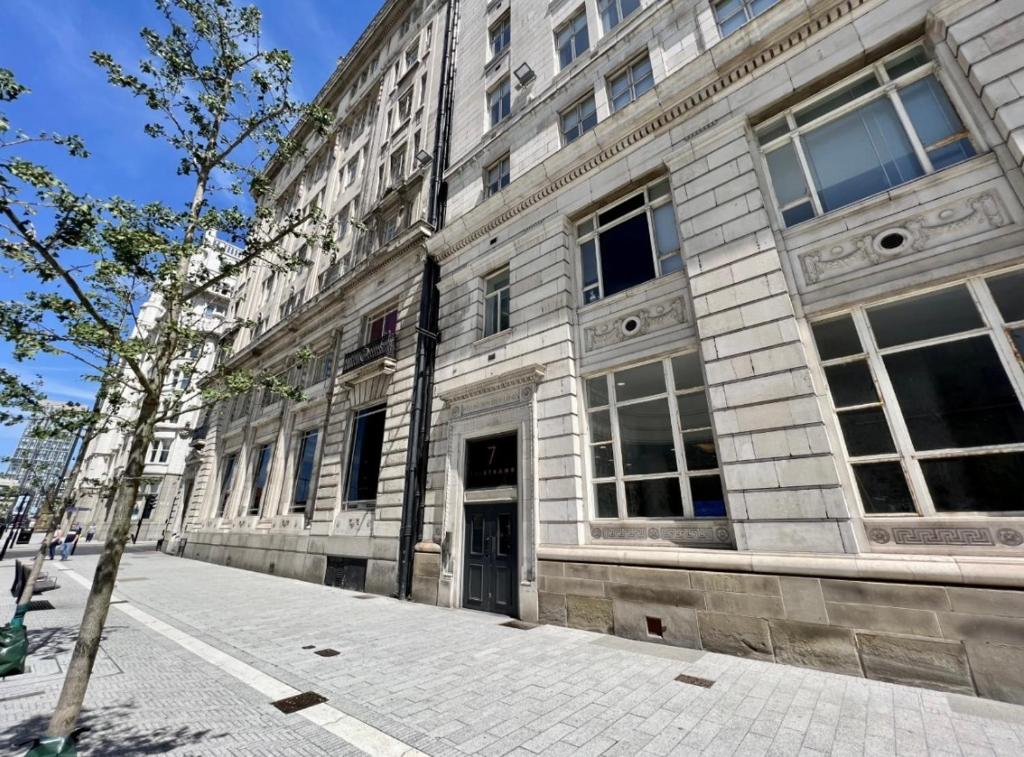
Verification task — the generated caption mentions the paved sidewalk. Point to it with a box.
[2,553,1024,756]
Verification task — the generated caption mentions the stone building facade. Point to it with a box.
[75,232,241,542]
[174,0,453,596]
[407,0,1024,704]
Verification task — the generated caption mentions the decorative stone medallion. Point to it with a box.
[584,297,686,351]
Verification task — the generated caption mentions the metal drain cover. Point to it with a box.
[352,594,375,599]
[301,645,315,650]
[675,673,715,688]
[25,600,55,611]
[314,648,340,657]
[500,620,537,630]
[271,691,328,714]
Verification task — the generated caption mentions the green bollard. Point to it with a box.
[24,731,87,757]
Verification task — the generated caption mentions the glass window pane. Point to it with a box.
[719,12,747,36]
[347,405,386,501]
[652,203,680,257]
[614,362,666,401]
[596,482,618,518]
[812,315,862,360]
[598,192,644,227]
[868,286,981,347]
[648,179,671,200]
[672,353,703,390]
[796,75,880,126]
[885,47,930,79]
[838,408,896,456]
[927,138,975,170]
[766,143,810,207]
[750,0,780,14]
[884,336,1024,450]
[987,269,1024,323]
[677,393,711,430]
[852,462,915,513]
[758,118,789,145]
[586,376,609,407]
[824,360,878,407]
[802,97,923,212]
[581,239,599,288]
[922,453,1024,512]
[660,254,683,274]
[618,399,677,475]
[782,202,815,227]
[683,429,718,471]
[589,410,612,442]
[901,76,968,149]
[592,443,615,478]
[690,475,726,517]
[625,477,684,518]
[486,270,510,293]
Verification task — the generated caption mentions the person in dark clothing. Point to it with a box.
[60,529,78,560]
[70,524,84,555]
[85,524,96,542]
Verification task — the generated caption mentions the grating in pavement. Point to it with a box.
[301,645,315,650]
[25,600,55,611]
[270,691,328,714]
[500,620,537,630]
[352,594,376,599]
[314,648,340,657]
[675,673,715,688]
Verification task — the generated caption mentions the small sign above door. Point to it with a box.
[465,433,518,490]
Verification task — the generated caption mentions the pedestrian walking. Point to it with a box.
[49,528,63,560]
[59,528,78,560]
[85,523,96,542]
[70,523,84,555]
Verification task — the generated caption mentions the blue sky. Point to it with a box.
[0,0,385,461]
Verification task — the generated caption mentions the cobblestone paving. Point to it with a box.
[3,549,1024,756]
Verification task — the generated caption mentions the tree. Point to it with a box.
[0,0,332,745]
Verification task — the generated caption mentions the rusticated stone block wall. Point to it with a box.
[538,560,1024,705]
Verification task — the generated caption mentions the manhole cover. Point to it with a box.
[500,620,536,630]
[314,649,340,657]
[301,645,315,650]
[25,600,55,612]
[352,594,375,599]
[675,673,715,688]
[271,691,327,714]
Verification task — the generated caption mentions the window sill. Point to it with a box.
[485,48,510,76]
[342,500,376,511]
[472,328,514,353]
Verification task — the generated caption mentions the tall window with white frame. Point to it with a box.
[598,0,641,32]
[577,177,682,304]
[758,44,977,227]
[488,77,511,128]
[217,452,238,517]
[713,0,780,37]
[586,353,725,520]
[486,154,511,197]
[812,271,1024,516]
[248,443,273,516]
[608,55,654,112]
[346,404,387,506]
[292,429,320,514]
[556,7,589,69]
[483,267,511,337]
[561,94,598,145]
[489,13,511,60]
[147,438,171,464]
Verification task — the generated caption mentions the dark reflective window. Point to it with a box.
[618,400,677,475]
[853,462,916,513]
[922,453,1024,512]
[625,478,684,518]
[987,270,1024,323]
[868,286,981,347]
[690,476,726,517]
[465,433,518,489]
[838,408,896,456]
[884,336,1024,450]
[598,215,655,299]
[346,405,386,501]
[824,361,877,407]
[812,315,862,360]
[595,482,618,518]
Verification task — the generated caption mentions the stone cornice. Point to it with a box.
[434,0,873,263]
[438,364,546,406]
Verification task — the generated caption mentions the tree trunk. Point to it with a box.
[17,496,68,607]
[45,402,158,738]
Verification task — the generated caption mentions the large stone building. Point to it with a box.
[178,0,1024,702]
[75,231,241,542]
[173,0,453,596]
[2,399,81,521]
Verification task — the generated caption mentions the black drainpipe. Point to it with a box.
[397,0,459,599]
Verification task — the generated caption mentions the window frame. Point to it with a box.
[488,77,512,128]
[483,267,511,337]
[756,43,978,228]
[560,93,598,145]
[217,452,238,517]
[575,177,681,304]
[365,305,399,343]
[607,53,654,113]
[248,442,274,517]
[555,7,590,70]
[147,438,172,464]
[597,0,641,33]
[489,13,511,61]
[344,403,388,507]
[813,273,1024,518]
[291,429,320,514]
[485,154,511,198]
[713,0,780,37]
[584,352,725,521]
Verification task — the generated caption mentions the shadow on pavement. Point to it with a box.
[2,705,227,755]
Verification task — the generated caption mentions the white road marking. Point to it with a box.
[57,566,424,756]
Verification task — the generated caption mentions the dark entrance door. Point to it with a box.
[463,502,517,615]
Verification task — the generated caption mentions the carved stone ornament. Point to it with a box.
[799,191,1010,285]
[439,364,545,416]
[867,525,1023,548]
[590,522,733,547]
[584,297,686,352]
